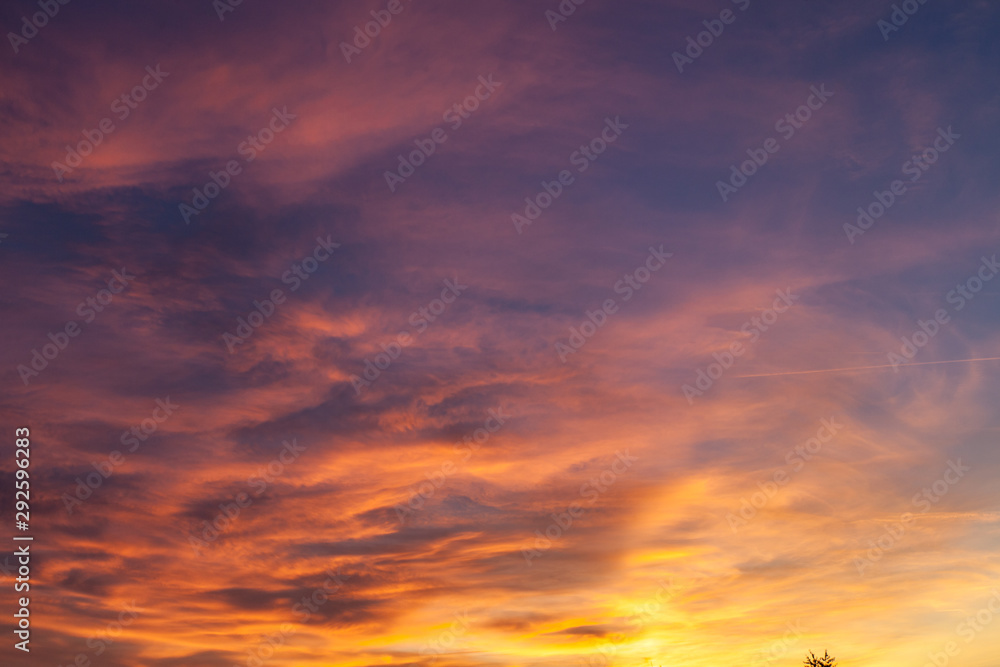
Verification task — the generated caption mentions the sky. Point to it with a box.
[1,0,1000,666]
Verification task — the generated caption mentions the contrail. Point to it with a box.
[735,356,1000,379]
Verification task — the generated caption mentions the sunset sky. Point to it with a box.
[2,1,1000,666]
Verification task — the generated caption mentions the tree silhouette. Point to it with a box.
[803,650,836,667]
